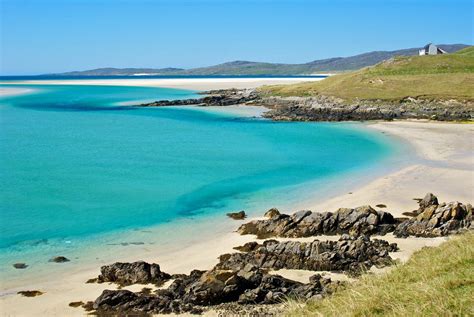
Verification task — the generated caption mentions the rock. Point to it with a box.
[69,301,84,308]
[97,261,171,286]
[419,193,439,210]
[49,256,70,263]
[18,290,44,297]
[238,205,398,238]
[218,236,397,275]
[91,259,343,315]
[259,95,474,122]
[264,208,280,219]
[226,211,246,220]
[13,263,28,269]
[233,242,259,252]
[140,88,259,108]
[394,195,472,237]
[86,278,98,284]
[376,204,387,208]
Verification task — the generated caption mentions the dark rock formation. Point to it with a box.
[49,256,70,263]
[394,194,473,237]
[17,290,44,297]
[264,208,281,219]
[238,206,398,238]
[260,95,474,122]
[97,261,171,286]
[140,89,258,108]
[226,210,246,220]
[217,235,397,275]
[13,263,28,269]
[92,235,392,314]
[69,301,84,308]
[93,267,340,315]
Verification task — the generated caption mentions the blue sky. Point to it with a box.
[0,0,472,75]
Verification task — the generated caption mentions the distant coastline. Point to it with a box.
[0,43,468,78]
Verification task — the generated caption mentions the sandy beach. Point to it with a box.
[0,77,325,91]
[0,87,35,97]
[1,113,472,316]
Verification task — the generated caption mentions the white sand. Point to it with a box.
[0,116,472,316]
[0,77,324,91]
[0,87,35,97]
[309,121,474,217]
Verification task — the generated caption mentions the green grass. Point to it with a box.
[454,46,474,57]
[260,47,474,101]
[285,232,474,317]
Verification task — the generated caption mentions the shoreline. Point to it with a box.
[0,118,472,315]
[0,77,325,91]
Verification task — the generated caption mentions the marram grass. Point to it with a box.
[285,232,474,317]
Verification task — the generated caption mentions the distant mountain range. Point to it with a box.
[47,44,469,76]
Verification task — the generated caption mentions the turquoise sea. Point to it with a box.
[0,82,403,285]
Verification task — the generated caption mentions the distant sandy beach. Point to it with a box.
[0,87,35,97]
[1,111,472,316]
[0,77,325,91]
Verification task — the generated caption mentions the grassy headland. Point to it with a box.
[286,232,474,317]
[260,46,474,102]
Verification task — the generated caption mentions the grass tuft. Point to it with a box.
[285,232,474,317]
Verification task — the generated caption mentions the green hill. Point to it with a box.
[454,46,474,57]
[260,46,474,101]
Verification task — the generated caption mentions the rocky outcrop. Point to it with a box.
[17,290,44,297]
[217,235,397,275]
[138,88,473,122]
[238,206,398,238]
[260,95,474,122]
[91,235,393,314]
[93,267,339,315]
[97,261,171,286]
[139,89,258,107]
[226,211,246,220]
[394,194,473,237]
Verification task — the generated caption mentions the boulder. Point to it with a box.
[264,208,281,219]
[394,196,472,238]
[97,261,171,286]
[13,263,28,269]
[226,211,246,220]
[49,256,70,263]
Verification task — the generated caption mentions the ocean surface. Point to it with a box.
[0,82,401,285]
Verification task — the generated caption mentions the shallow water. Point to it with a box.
[0,83,399,283]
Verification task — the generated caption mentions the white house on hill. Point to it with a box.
[419,43,448,55]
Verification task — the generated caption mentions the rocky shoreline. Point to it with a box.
[75,193,472,315]
[138,88,474,122]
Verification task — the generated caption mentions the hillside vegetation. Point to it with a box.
[260,46,474,101]
[286,232,474,317]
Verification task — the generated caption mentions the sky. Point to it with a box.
[0,0,472,75]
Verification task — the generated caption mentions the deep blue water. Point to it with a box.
[0,83,393,252]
